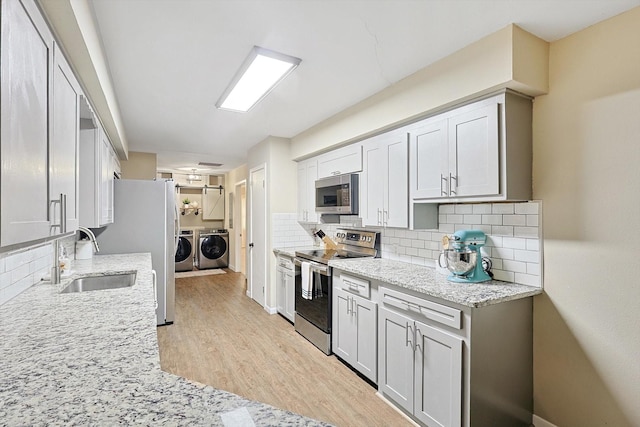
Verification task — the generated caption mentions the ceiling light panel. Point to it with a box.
[216,46,301,113]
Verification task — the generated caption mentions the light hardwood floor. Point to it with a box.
[156,270,412,427]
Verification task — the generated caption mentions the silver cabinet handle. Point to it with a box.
[415,326,422,351]
[346,296,351,315]
[60,193,67,233]
[406,322,413,349]
[383,210,388,226]
[440,174,448,196]
[377,209,382,225]
[449,173,457,195]
[351,298,356,317]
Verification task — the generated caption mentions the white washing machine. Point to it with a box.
[175,230,195,272]
[196,230,229,269]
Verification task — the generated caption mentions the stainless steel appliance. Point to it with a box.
[294,228,380,354]
[196,229,229,269]
[175,230,195,272]
[315,174,358,215]
[95,179,177,326]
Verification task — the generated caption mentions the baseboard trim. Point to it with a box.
[533,414,558,427]
[375,392,420,427]
[265,305,277,315]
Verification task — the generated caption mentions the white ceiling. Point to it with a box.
[90,0,640,175]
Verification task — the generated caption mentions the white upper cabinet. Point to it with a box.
[51,42,82,234]
[80,123,116,228]
[410,91,532,204]
[316,143,363,178]
[297,158,318,223]
[361,130,409,228]
[1,0,80,249]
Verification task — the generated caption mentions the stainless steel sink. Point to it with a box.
[60,272,136,293]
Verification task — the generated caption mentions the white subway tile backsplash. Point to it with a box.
[472,204,492,214]
[503,215,526,226]
[502,237,527,249]
[515,202,540,215]
[514,226,539,238]
[514,272,541,287]
[0,242,54,306]
[411,240,425,249]
[447,214,464,224]
[514,250,539,263]
[492,247,515,260]
[439,205,456,214]
[527,263,541,275]
[455,205,473,214]
[493,269,515,282]
[527,215,539,227]
[482,215,503,225]
[526,239,540,251]
[502,260,527,273]
[491,225,514,236]
[492,203,515,214]
[464,214,482,224]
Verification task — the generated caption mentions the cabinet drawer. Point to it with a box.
[380,287,461,329]
[339,273,370,299]
[277,255,294,270]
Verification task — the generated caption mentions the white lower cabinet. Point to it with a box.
[333,287,377,383]
[379,306,462,427]
[276,255,295,323]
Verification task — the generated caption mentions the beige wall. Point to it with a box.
[119,151,157,180]
[532,6,640,426]
[291,24,548,160]
[248,136,297,309]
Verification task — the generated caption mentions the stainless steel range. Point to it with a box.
[294,228,380,354]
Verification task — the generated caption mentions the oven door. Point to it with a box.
[294,259,332,333]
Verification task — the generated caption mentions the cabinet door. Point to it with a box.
[332,288,356,363]
[448,104,499,197]
[316,143,362,178]
[1,0,54,247]
[360,138,384,227]
[354,296,377,383]
[414,320,463,427]
[203,186,225,220]
[384,132,409,228]
[378,307,415,414]
[410,118,449,200]
[297,160,318,223]
[79,128,101,228]
[100,133,114,225]
[276,267,285,315]
[284,270,295,322]
[51,42,81,233]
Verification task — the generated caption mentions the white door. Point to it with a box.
[384,132,409,228]
[248,165,266,307]
[410,118,448,200]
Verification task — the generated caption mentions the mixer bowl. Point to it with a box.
[444,249,477,276]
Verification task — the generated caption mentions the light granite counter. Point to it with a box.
[0,253,329,426]
[273,246,317,258]
[329,258,542,308]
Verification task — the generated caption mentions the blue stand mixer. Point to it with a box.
[441,230,492,283]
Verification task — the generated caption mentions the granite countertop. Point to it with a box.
[273,246,317,258]
[0,253,328,426]
[329,258,542,308]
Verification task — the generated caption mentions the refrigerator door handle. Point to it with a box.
[152,269,158,309]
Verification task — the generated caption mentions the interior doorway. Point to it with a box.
[234,180,247,277]
[248,165,266,308]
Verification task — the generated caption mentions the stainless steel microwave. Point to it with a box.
[315,174,358,214]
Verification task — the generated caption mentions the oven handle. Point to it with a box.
[294,258,330,276]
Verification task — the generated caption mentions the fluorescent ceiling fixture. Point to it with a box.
[187,169,202,183]
[216,46,301,112]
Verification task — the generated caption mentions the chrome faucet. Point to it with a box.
[51,241,61,285]
[78,226,100,253]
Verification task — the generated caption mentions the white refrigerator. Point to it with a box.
[95,179,177,325]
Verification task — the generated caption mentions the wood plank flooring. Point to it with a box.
[156,271,412,427]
